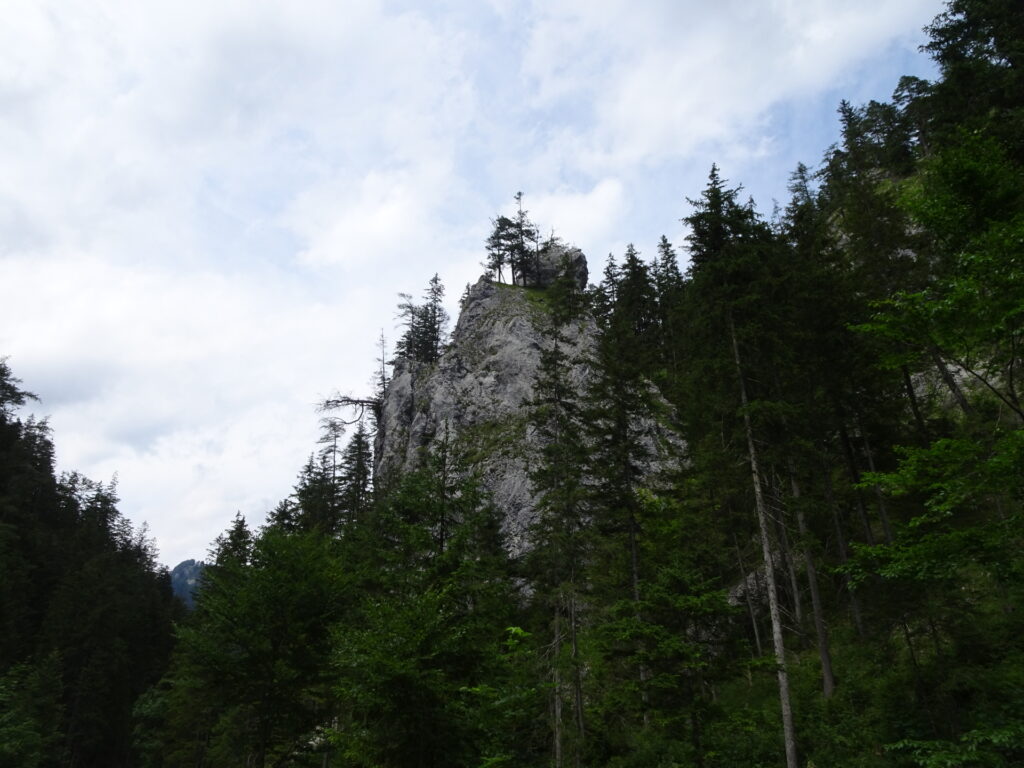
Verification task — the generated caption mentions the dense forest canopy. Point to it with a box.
[1,1,1022,765]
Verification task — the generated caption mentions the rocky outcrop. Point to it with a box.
[170,558,206,609]
[534,242,588,290]
[374,250,678,554]
[375,275,589,552]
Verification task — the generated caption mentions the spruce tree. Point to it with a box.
[526,322,591,767]
[338,420,373,528]
[681,166,800,768]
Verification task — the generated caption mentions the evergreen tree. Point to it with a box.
[681,166,800,768]
[331,444,529,767]
[393,275,450,364]
[165,526,345,768]
[338,420,373,527]
[484,193,540,286]
[0,358,177,768]
[526,323,591,768]
[544,237,588,327]
[651,235,684,385]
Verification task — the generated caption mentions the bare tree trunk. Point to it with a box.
[772,493,804,629]
[730,315,799,768]
[569,589,585,768]
[901,364,929,444]
[733,534,763,656]
[787,463,835,698]
[931,349,973,416]
[823,463,866,637]
[901,619,940,736]
[839,423,876,545]
[859,427,894,543]
[552,604,564,768]
[627,512,651,726]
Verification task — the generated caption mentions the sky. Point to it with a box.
[0,0,945,567]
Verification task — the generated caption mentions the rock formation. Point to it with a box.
[374,245,677,553]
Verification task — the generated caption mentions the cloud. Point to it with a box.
[528,179,627,256]
[520,0,941,171]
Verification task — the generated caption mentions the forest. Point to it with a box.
[1,1,1022,765]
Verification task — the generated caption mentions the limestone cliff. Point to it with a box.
[374,246,676,553]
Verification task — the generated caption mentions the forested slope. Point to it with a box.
[0,361,179,767]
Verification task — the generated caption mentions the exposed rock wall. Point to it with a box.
[375,251,680,554]
[375,275,594,552]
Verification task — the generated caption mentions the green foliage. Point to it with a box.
[163,529,345,767]
[0,359,178,768]
[0,657,62,768]
[484,192,541,286]
[889,724,1024,768]
[394,274,450,364]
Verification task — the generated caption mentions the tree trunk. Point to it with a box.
[569,588,585,768]
[838,423,876,545]
[901,364,929,444]
[772,493,804,629]
[627,510,651,726]
[823,463,866,637]
[787,463,836,698]
[552,604,563,768]
[931,349,973,416]
[859,427,894,543]
[730,315,799,768]
[733,534,763,656]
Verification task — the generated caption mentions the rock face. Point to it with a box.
[170,559,206,609]
[375,274,593,553]
[535,242,588,290]
[374,250,676,554]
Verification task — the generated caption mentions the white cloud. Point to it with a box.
[520,0,941,171]
[0,251,375,560]
[528,179,627,256]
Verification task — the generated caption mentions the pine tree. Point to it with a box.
[526,323,591,768]
[682,166,800,768]
[544,237,588,327]
[651,235,684,385]
[0,359,177,768]
[170,526,345,768]
[393,276,450,364]
[338,420,373,528]
[331,438,527,767]
[578,244,664,749]
[483,193,540,286]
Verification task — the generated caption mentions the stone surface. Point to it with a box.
[535,242,588,291]
[375,256,678,554]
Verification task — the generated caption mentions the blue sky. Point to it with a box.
[0,0,944,566]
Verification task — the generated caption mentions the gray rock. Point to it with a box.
[375,252,679,555]
[535,242,588,291]
[170,558,206,609]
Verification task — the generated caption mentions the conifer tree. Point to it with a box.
[651,235,684,384]
[330,438,527,767]
[526,322,591,767]
[544,239,588,326]
[338,420,374,527]
[581,245,663,746]
[393,275,449,364]
[0,359,177,768]
[681,166,800,768]
[484,192,540,286]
